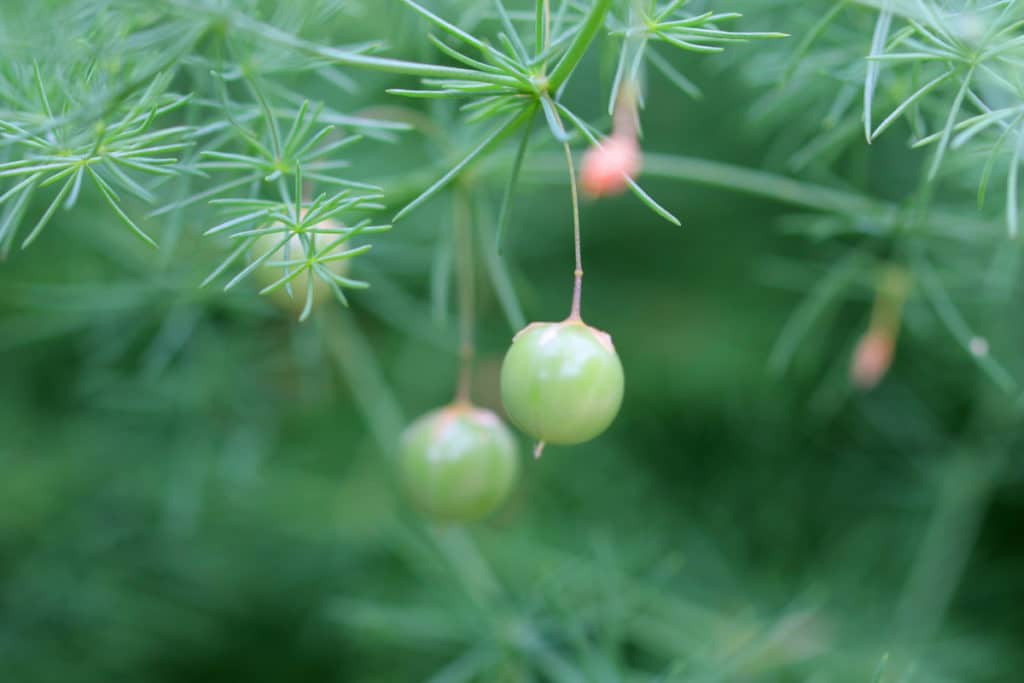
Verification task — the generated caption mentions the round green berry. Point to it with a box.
[500,320,624,446]
[250,217,350,315]
[399,404,519,523]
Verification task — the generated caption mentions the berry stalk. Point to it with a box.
[453,187,476,405]
[563,139,584,321]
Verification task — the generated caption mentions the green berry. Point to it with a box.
[500,320,624,446]
[250,216,350,314]
[399,404,519,522]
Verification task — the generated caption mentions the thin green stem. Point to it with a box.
[453,187,476,406]
[496,105,538,251]
[535,0,544,55]
[544,0,551,52]
[562,139,583,321]
[893,451,1001,652]
[547,0,611,90]
[868,264,910,335]
[396,107,535,221]
[320,311,405,449]
[629,153,886,217]
[226,11,522,88]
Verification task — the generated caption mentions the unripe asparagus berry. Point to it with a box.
[251,215,350,314]
[399,404,519,523]
[500,320,624,446]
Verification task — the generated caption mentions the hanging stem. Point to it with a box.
[869,264,910,335]
[548,0,612,91]
[562,138,584,321]
[543,0,551,52]
[453,186,476,405]
[612,79,640,140]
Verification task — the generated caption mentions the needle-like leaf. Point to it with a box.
[496,106,538,251]
[395,107,534,221]
[865,4,894,142]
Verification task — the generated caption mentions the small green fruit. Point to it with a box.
[500,320,624,446]
[250,215,350,314]
[399,404,519,522]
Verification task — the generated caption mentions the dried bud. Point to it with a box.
[850,329,895,390]
[580,134,641,197]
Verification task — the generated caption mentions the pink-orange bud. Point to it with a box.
[850,329,895,390]
[580,134,641,197]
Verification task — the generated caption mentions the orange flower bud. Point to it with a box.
[579,134,641,197]
[850,328,895,390]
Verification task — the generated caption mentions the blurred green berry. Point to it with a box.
[250,214,350,315]
[399,404,519,523]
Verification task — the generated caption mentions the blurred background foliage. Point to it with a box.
[2,0,1024,681]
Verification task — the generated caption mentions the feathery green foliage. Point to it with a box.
[2,2,1024,682]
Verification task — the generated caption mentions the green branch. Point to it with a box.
[220,11,522,88]
[547,0,611,90]
[642,153,884,217]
